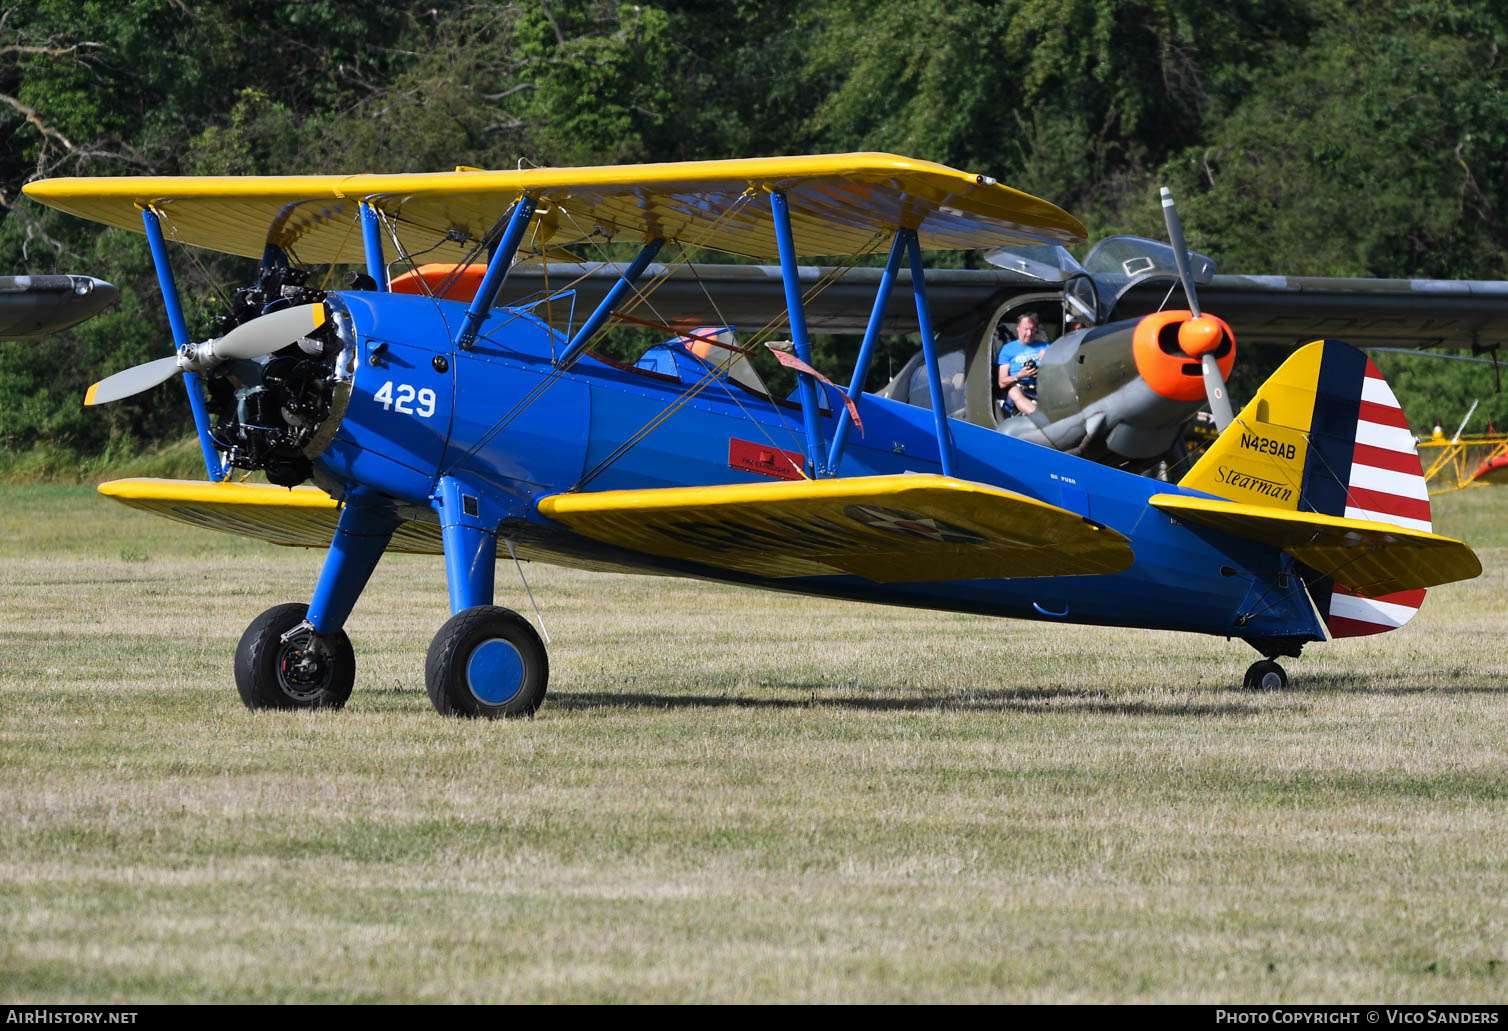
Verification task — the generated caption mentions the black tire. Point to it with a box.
[1242,658,1288,691]
[426,605,548,719]
[235,603,355,711]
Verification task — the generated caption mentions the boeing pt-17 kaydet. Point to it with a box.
[24,154,1482,716]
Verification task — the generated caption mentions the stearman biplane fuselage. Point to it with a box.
[24,154,1482,716]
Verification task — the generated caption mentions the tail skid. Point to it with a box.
[1177,339,1479,637]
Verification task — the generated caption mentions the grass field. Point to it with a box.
[1,484,1504,1003]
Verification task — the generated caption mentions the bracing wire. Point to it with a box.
[155,207,235,314]
[437,190,761,477]
[317,214,360,291]
[568,228,890,489]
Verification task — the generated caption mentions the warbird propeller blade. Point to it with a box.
[85,355,181,406]
[1161,186,1234,430]
[210,303,326,360]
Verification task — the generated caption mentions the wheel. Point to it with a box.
[235,603,355,710]
[426,605,548,719]
[1242,658,1288,691]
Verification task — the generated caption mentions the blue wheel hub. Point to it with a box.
[466,637,525,705]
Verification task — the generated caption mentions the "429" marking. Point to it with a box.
[373,380,437,418]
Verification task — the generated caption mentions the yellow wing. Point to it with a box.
[23,153,1085,265]
[1149,493,1480,596]
[101,474,1132,585]
[96,478,651,577]
[98,478,440,551]
[537,474,1133,583]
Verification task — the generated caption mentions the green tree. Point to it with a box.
[1157,1,1508,278]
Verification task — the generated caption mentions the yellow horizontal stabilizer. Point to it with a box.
[537,474,1133,583]
[1150,493,1481,596]
[24,153,1085,265]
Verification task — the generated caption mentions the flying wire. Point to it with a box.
[154,207,235,314]
[570,228,890,488]
[438,192,886,489]
[435,190,760,478]
[379,207,453,288]
[318,214,360,291]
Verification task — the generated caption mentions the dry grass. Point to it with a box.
[0,484,1504,1002]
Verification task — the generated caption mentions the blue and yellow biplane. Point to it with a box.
[24,153,1482,715]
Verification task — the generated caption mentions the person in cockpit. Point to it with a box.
[997,311,1048,417]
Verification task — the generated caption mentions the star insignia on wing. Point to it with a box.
[843,505,987,544]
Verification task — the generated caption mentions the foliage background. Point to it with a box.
[2,0,1505,461]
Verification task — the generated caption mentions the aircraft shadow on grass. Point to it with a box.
[546,685,1290,718]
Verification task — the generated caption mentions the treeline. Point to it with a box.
[2,0,1506,459]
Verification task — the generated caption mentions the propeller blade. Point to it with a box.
[84,355,180,406]
[1159,187,1201,319]
[85,304,326,407]
[211,303,326,361]
[1202,352,1235,431]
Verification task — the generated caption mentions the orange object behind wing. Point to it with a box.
[389,263,485,302]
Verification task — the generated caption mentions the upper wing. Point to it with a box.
[537,474,1133,583]
[1149,493,1480,596]
[22,153,1085,265]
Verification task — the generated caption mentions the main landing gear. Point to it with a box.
[232,479,552,719]
[1242,658,1288,691]
[235,603,355,710]
[233,602,549,718]
[425,605,548,718]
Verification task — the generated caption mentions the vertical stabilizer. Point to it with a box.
[1179,339,1432,637]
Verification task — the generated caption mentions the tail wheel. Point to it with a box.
[235,603,355,710]
[426,605,548,719]
[1242,659,1288,691]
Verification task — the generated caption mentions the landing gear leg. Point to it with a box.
[1242,659,1288,691]
[427,476,550,718]
[235,487,398,712]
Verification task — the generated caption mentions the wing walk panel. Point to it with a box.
[1148,493,1480,596]
[537,474,1133,583]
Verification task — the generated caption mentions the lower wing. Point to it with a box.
[536,474,1133,583]
[100,474,1134,585]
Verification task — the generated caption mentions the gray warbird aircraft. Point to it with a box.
[494,208,1508,473]
[0,274,117,339]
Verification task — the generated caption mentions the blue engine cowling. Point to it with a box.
[282,291,591,515]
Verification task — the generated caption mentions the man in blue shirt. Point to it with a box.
[997,311,1048,416]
